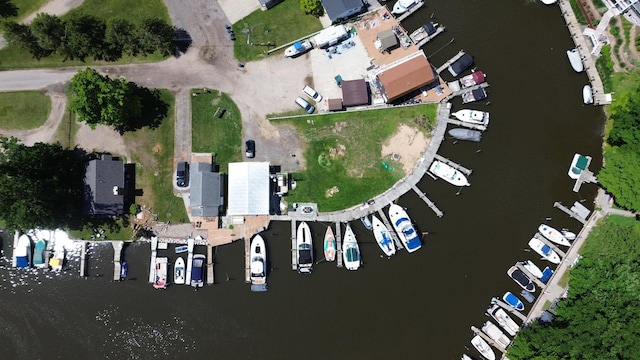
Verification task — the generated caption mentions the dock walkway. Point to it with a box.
[436,50,465,74]
[433,154,472,175]
[534,233,567,258]
[396,2,424,22]
[491,297,527,322]
[471,325,506,354]
[245,237,251,283]
[112,241,123,281]
[515,262,546,289]
[335,222,343,268]
[291,220,297,271]
[553,201,588,224]
[446,118,487,131]
[411,185,444,217]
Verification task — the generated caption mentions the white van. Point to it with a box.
[295,97,315,114]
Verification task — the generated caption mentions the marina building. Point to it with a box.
[371,50,437,103]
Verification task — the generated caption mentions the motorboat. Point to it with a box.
[448,128,482,142]
[522,260,543,279]
[120,262,128,280]
[342,224,361,270]
[388,204,422,253]
[540,0,557,4]
[297,222,314,273]
[429,160,470,187]
[487,304,520,336]
[250,234,267,287]
[540,266,554,283]
[175,245,188,253]
[462,88,488,104]
[371,215,396,257]
[360,215,372,230]
[448,53,474,77]
[567,48,584,72]
[33,239,47,269]
[323,226,336,262]
[284,40,313,58]
[409,22,444,44]
[503,291,525,311]
[528,237,561,264]
[15,234,31,268]
[471,335,496,360]
[174,257,186,285]
[451,109,489,126]
[191,254,205,288]
[392,0,423,14]
[481,321,511,348]
[583,84,593,104]
[459,70,486,88]
[153,257,168,289]
[568,153,591,180]
[461,355,473,360]
[49,247,64,271]
[507,265,536,292]
[561,229,577,241]
[538,224,571,247]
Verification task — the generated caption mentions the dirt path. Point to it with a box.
[0,91,67,146]
[22,0,85,23]
[74,123,131,160]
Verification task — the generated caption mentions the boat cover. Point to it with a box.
[472,88,486,100]
[471,71,485,84]
[346,248,359,262]
[540,267,553,283]
[450,54,474,76]
[293,41,304,51]
[16,256,29,268]
[299,249,312,264]
[422,22,436,35]
[251,260,264,275]
[510,269,533,288]
[541,244,552,256]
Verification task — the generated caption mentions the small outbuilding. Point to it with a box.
[341,79,369,107]
[321,0,367,23]
[327,98,344,111]
[227,162,271,216]
[375,29,399,53]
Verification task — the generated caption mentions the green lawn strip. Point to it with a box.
[65,0,170,24]
[596,45,614,93]
[569,0,587,26]
[67,218,133,240]
[275,104,437,212]
[0,90,51,130]
[233,0,323,62]
[51,110,81,149]
[5,0,48,21]
[191,89,243,173]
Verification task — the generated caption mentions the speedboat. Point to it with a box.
[528,237,561,264]
[471,335,496,360]
[459,70,486,88]
[297,222,314,273]
[191,254,205,288]
[448,128,482,142]
[323,226,336,262]
[33,239,47,269]
[372,215,396,257]
[487,304,519,336]
[583,84,593,104]
[15,234,31,268]
[174,257,186,285]
[503,292,525,311]
[409,21,444,44]
[120,262,128,280]
[561,229,577,241]
[448,53,474,77]
[429,160,470,187]
[342,224,361,270]
[175,245,188,254]
[567,48,584,72]
[360,215,372,230]
[462,88,488,104]
[388,204,422,253]
[481,321,511,348]
[522,260,543,279]
[392,0,422,14]
[568,153,590,180]
[451,109,489,126]
[461,355,473,360]
[538,224,571,247]
[284,40,312,58]
[540,0,557,4]
[250,235,267,285]
[507,265,536,292]
[153,257,168,289]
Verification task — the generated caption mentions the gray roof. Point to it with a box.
[378,29,398,52]
[190,163,223,217]
[322,0,365,22]
[83,154,125,216]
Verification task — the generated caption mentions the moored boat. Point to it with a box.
[323,226,336,262]
[503,291,525,311]
[451,109,490,126]
[33,239,47,269]
[459,70,486,88]
[461,355,473,360]
[120,262,128,279]
[487,304,520,336]
[561,229,577,241]
[49,247,65,271]
[153,257,168,289]
[448,128,482,142]
[191,254,205,288]
[297,222,314,273]
[540,0,557,4]
[528,237,561,264]
[342,224,361,270]
[568,153,591,180]
[371,215,396,257]
[567,48,584,72]
[481,321,511,348]
[392,0,423,14]
[448,53,474,77]
[174,257,186,285]
[284,40,313,58]
[15,234,31,268]
[538,224,571,247]
[471,335,496,360]
[409,21,444,44]
[522,260,543,279]
[360,215,372,230]
[250,234,267,287]
[507,265,536,292]
[583,84,593,104]
[175,245,188,254]
[462,88,487,104]
[388,204,422,253]
[429,160,470,187]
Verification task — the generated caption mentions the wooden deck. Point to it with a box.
[436,49,465,74]
[112,241,123,281]
[433,154,472,175]
[491,297,527,322]
[335,222,343,268]
[553,202,588,224]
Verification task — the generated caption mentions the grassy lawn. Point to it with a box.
[274,105,437,212]
[0,0,170,70]
[4,0,48,20]
[52,110,81,148]
[0,91,51,130]
[68,218,134,241]
[191,89,243,173]
[233,0,323,62]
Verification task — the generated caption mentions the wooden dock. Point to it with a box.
[244,237,251,283]
[335,222,343,268]
[377,209,403,250]
[80,241,87,277]
[471,325,506,354]
[534,233,567,258]
[148,236,157,283]
[434,154,472,175]
[396,1,424,22]
[515,262,546,289]
[436,49,465,74]
[185,238,194,286]
[11,231,18,267]
[491,297,527,322]
[413,26,446,49]
[553,202,587,224]
[291,220,297,271]
[207,245,214,285]
[446,118,487,131]
[572,156,598,192]
[112,241,123,281]
[411,185,444,217]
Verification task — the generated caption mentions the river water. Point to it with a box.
[0,1,605,359]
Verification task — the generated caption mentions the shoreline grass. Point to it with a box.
[0,91,51,130]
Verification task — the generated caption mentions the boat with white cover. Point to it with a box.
[448,128,482,142]
[567,48,584,72]
[250,234,268,291]
[15,234,31,268]
[392,0,423,14]
[174,257,186,285]
[388,204,422,253]
[429,160,470,187]
[481,321,511,348]
[451,109,489,126]
[538,224,571,247]
[528,237,561,264]
[522,260,543,279]
[583,85,593,104]
[487,304,520,336]
[507,265,535,292]
[342,224,360,270]
[371,215,396,257]
[561,229,576,241]
[297,222,314,273]
[323,226,336,262]
[409,21,444,44]
[471,335,496,360]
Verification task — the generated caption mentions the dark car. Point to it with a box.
[245,140,255,158]
[176,161,189,187]
[225,24,236,41]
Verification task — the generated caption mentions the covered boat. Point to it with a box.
[451,109,490,126]
[409,21,444,44]
[429,160,470,187]
[448,53,474,77]
[174,257,186,285]
[250,235,268,291]
[583,84,593,104]
[459,70,486,88]
[284,40,313,58]
[487,304,519,336]
[538,224,571,247]
[15,234,31,268]
[297,222,314,273]
[323,226,336,262]
[388,204,422,253]
[529,237,561,264]
[462,88,487,104]
[371,215,396,257]
[568,153,590,180]
[33,239,47,269]
[507,265,536,292]
[481,321,511,348]
[120,262,128,280]
[153,257,168,289]
[49,247,65,271]
[392,0,423,14]
[503,291,525,311]
[522,260,543,279]
[191,254,205,288]
[567,48,584,72]
[342,224,361,270]
[448,128,482,142]
[360,215,372,230]
[471,335,496,360]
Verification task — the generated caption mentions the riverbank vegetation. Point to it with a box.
[0,90,51,130]
[507,215,640,359]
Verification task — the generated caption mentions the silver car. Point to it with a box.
[295,97,315,114]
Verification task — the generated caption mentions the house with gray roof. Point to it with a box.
[190,163,224,218]
[83,154,125,217]
[321,0,367,23]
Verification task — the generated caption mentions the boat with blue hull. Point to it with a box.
[388,204,422,253]
[503,292,525,311]
[371,215,396,257]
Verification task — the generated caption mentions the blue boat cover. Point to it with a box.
[16,256,29,268]
[395,217,409,227]
[406,238,421,250]
[541,245,552,256]
[540,267,554,283]
[293,41,304,51]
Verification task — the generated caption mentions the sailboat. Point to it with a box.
[323,226,336,262]
[371,215,396,257]
[342,224,361,271]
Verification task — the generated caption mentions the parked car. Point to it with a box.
[295,97,315,114]
[225,24,235,41]
[245,140,255,158]
[176,161,189,188]
[302,85,323,102]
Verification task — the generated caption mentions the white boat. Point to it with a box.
[507,265,536,293]
[342,224,361,270]
[561,229,577,241]
[250,234,267,285]
[392,0,423,14]
[538,224,571,247]
[568,153,591,180]
[409,22,444,45]
[451,109,489,126]
[461,355,473,360]
[429,160,470,187]
[528,237,561,264]
[153,257,168,289]
[174,257,186,285]
[360,215,372,230]
[323,226,336,262]
[481,321,511,348]
[371,215,396,257]
[567,48,584,72]
[522,260,543,279]
[388,204,422,253]
[15,234,31,268]
[540,0,557,4]
[462,88,488,104]
[459,70,486,88]
[297,222,313,273]
[448,128,482,142]
[471,335,496,360]
[284,40,313,58]
[583,84,593,104]
[487,304,520,337]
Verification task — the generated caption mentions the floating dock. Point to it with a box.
[395,1,425,22]
[112,241,123,281]
[80,241,87,277]
[470,325,507,354]
[534,233,567,258]
[412,26,445,49]
[148,236,157,283]
[377,209,403,250]
[411,185,444,217]
[244,237,251,283]
[436,50,465,74]
[491,297,527,322]
[553,201,588,224]
[446,118,487,131]
[185,238,194,286]
[207,245,214,285]
[335,222,343,268]
[433,154,472,175]
[291,220,297,271]
[515,262,546,289]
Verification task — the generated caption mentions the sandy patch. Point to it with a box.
[381,125,429,173]
[22,0,85,23]
[74,123,130,160]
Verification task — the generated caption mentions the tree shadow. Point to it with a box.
[123,86,169,132]
[174,27,192,57]
[0,0,18,18]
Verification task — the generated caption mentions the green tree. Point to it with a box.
[62,13,106,61]
[30,13,65,55]
[0,0,18,18]
[104,18,136,61]
[2,21,50,60]
[607,87,640,151]
[136,17,175,56]
[598,145,640,211]
[300,0,324,17]
[68,68,142,129]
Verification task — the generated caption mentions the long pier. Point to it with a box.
[553,202,587,224]
[396,1,424,22]
[436,49,465,74]
[207,245,214,285]
[80,241,87,277]
[446,118,487,131]
[413,26,446,49]
[377,209,403,250]
[433,154,472,175]
[185,238,194,286]
[515,262,546,289]
[470,325,507,354]
[491,297,527,322]
[244,237,251,283]
[411,185,444,217]
[291,220,297,271]
[335,222,343,268]
[112,241,123,281]
[572,156,598,192]
[148,236,157,282]
[534,233,567,258]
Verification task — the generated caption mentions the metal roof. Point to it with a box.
[190,163,223,217]
[83,154,124,217]
[227,162,271,215]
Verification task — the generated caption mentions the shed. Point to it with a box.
[190,163,224,217]
[341,79,369,107]
[321,0,366,23]
[83,154,125,217]
[374,51,436,103]
[376,29,398,53]
[327,98,344,111]
[227,162,271,215]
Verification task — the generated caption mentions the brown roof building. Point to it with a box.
[373,51,436,103]
[341,79,369,107]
